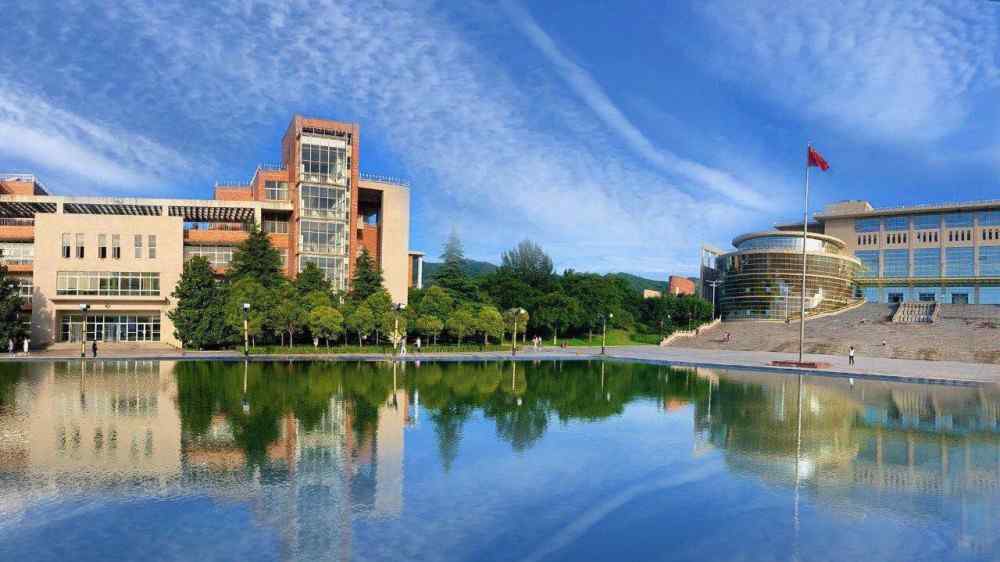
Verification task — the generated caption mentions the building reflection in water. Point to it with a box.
[0,359,997,558]
[691,368,1000,557]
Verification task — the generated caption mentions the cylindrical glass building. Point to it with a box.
[719,231,862,321]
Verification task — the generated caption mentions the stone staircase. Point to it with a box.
[891,302,937,324]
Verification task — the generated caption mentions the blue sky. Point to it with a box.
[2,1,1000,278]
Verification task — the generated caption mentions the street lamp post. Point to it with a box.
[394,303,406,357]
[511,308,525,356]
[601,312,613,355]
[79,303,90,358]
[707,280,721,320]
[242,302,250,357]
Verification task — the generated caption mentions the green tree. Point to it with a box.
[415,315,444,345]
[169,256,230,349]
[363,289,394,344]
[349,248,384,303]
[433,229,477,300]
[227,224,283,288]
[307,306,344,347]
[345,304,376,346]
[296,262,330,295]
[271,283,305,348]
[446,306,475,343]
[226,278,274,347]
[500,239,555,289]
[417,285,454,324]
[503,308,530,342]
[476,305,504,346]
[533,292,582,345]
[0,260,25,344]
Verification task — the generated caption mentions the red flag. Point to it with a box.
[807,146,830,171]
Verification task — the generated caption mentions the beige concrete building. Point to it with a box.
[0,115,424,348]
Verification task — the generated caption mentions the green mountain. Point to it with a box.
[422,259,498,283]
[609,273,667,294]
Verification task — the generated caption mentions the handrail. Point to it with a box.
[360,172,409,186]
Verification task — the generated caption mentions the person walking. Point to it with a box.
[399,340,407,357]
[22,338,29,356]
[848,345,855,366]
[7,338,13,358]
[91,340,98,358]
[416,337,421,351]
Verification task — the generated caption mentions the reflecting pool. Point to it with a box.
[0,360,997,561]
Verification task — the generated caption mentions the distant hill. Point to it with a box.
[609,273,666,294]
[421,261,667,295]
[422,259,498,283]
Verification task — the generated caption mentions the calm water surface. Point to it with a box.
[0,360,997,561]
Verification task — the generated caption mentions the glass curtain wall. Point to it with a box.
[298,137,351,291]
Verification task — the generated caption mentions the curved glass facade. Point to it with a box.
[734,236,839,253]
[719,241,861,321]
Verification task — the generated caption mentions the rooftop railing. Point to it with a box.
[360,172,409,186]
[184,222,254,232]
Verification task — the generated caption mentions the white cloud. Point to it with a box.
[501,0,771,211]
[697,0,1000,144]
[0,88,197,193]
[0,0,782,275]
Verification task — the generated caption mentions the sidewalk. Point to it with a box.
[603,345,1000,386]
[1,345,997,386]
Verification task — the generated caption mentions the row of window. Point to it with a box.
[861,286,1000,305]
[886,232,907,245]
[916,231,938,243]
[855,247,1000,278]
[300,143,349,185]
[0,242,33,264]
[855,211,1000,233]
[184,245,235,267]
[61,234,156,260]
[262,219,289,234]
[264,180,289,201]
[300,184,349,219]
[948,229,973,242]
[56,271,160,296]
[857,234,878,246]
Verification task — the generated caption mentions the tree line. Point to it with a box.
[170,227,713,349]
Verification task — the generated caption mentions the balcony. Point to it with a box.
[184,223,251,245]
[0,218,34,241]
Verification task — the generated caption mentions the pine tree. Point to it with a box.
[296,262,330,295]
[228,224,283,287]
[0,261,26,344]
[169,256,231,349]
[349,248,384,302]
[433,229,477,300]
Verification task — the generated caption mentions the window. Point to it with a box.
[148,235,157,259]
[855,218,880,233]
[60,313,161,342]
[184,245,235,267]
[75,234,85,259]
[98,235,108,259]
[912,214,941,230]
[299,220,346,254]
[299,255,346,290]
[979,211,1000,226]
[262,219,289,234]
[56,271,160,296]
[300,143,348,185]
[912,248,940,277]
[944,213,974,228]
[855,250,879,278]
[264,181,289,201]
[884,216,909,231]
[300,184,348,219]
[61,234,71,259]
[980,246,1000,276]
[0,242,34,265]
[944,247,974,277]
[112,235,121,259]
[882,249,909,278]
[134,235,143,259]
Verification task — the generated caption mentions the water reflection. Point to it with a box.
[0,360,997,560]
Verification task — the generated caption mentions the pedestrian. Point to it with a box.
[7,338,13,358]
[848,345,855,366]
[92,340,98,358]
[416,336,421,351]
[400,340,407,357]
[22,338,29,356]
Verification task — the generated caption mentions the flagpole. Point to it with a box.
[799,145,811,364]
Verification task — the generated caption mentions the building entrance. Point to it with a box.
[61,313,161,342]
